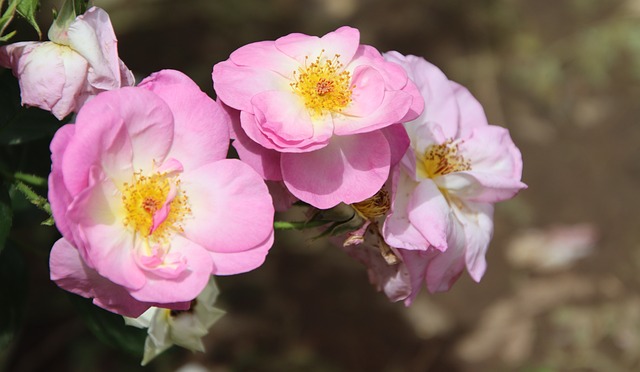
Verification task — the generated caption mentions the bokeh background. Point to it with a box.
[4,0,640,371]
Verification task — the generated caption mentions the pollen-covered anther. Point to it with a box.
[290,51,352,117]
[419,139,471,179]
[122,171,190,241]
[352,188,391,220]
[315,78,334,96]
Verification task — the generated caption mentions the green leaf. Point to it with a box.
[73,0,89,15]
[16,0,41,38]
[305,203,368,240]
[12,181,51,221]
[69,295,147,358]
[0,242,27,354]
[0,29,16,42]
[0,0,18,40]
[273,220,331,230]
[0,184,11,255]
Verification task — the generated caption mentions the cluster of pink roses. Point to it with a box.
[0,6,525,320]
[212,27,526,303]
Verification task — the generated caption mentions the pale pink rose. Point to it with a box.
[213,26,423,209]
[0,7,134,120]
[48,70,274,317]
[376,53,527,304]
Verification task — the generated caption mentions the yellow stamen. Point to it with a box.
[352,189,391,220]
[121,171,190,242]
[417,139,471,179]
[290,50,353,117]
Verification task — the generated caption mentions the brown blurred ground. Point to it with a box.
[9,0,640,371]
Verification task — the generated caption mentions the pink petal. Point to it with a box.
[380,124,410,167]
[409,121,448,159]
[0,41,37,69]
[66,174,146,290]
[383,168,431,251]
[241,110,331,153]
[67,7,122,90]
[212,60,285,113]
[346,65,385,117]
[424,224,466,293]
[251,90,317,143]
[129,235,213,303]
[143,250,187,279]
[460,125,524,181]
[275,26,360,65]
[398,221,467,298]
[4,42,86,120]
[352,46,407,90]
[457,202,494,282]
[396,76,424,123]
[118,59,135,86]
[398,249,434,305]
[156,158,184,175]
[54,48,91,120]
[333,89,413,136]
[138,69,231,169]
[406,178,451,251]
[181,160,274,257]
[62,87,174,193]
[49,124,76,241]
[437,171,527,204]
[384,52,459,139]
[450,81,489,136]
[208,230,274,275]
[437,126,526,203]
[281,131,391,209]
[150,183,177,234]
[50,238,152,317]
[230,40,298,75]
[10,43,66,111]
[226,103,283,181]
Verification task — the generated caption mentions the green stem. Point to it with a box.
[274,220,330,230]
[13,180,52,218]
[0,162,48,188]
[14,172,47,187]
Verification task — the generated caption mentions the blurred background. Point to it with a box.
[4,0,640,371]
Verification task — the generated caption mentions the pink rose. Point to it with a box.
[48,70,275,317]
[0,7,134,120]
[213,26,423,208]
[379,53,526,304]
[337,53,526,305]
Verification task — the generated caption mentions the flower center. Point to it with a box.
[122,171,190,242]
[418,139,471,179]
[290,51,353,117]
[352,188,391,220]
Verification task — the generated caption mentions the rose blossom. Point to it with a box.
[212,26,423,208]
[49,70,274,317]
[0,7,134,119]
[339,53,526,305]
